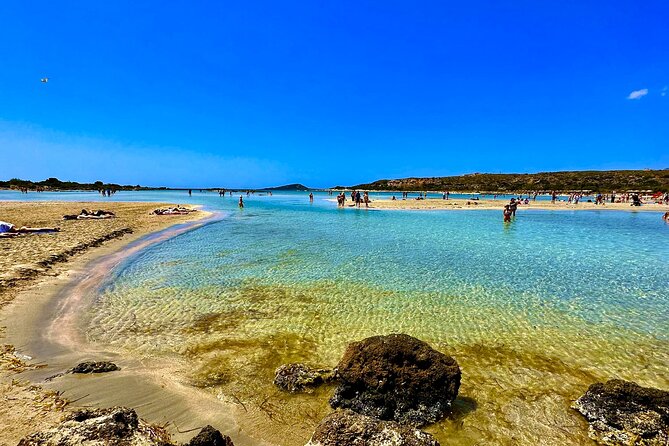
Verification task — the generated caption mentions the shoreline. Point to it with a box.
[328,197,669,212]
[0,202,266,445]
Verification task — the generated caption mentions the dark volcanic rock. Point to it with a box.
[17,406,172,445]
[187,425,234,446]
[274,363,335,393]
[573,379,669,445]
[329,334,460,426]
[71,361,120,374]
[305,409,440,446]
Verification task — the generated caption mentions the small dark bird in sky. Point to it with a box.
[41,77,49,83]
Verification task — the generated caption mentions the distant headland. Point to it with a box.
[263,183,310,191]
[0,178,312,193]
[344,169,669,193]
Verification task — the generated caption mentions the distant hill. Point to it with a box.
[0,177,146,191]
[346,170,669,193]
[264,183,310,191]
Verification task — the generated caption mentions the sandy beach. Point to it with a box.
[338,197,669,212]
[0,201,210,445]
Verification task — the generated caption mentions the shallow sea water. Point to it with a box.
[11,190,666,445]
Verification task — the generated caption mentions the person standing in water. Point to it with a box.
[503,205,512,222]
[188,189,192,196]
[509,198,518,217]
[309,192,314,203]
[239,196,244,208]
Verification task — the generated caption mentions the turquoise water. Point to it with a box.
[4,190,669,444]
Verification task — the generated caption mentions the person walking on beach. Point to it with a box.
[363,191,370,207]
[239,196,244,208]
[355,191,361,207]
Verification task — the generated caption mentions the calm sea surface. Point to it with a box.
[2,189,668,445]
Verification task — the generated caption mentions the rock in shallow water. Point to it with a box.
[274,363,335,392]
[572,379,669,445]
[17,407,171,445]
[187,425,234,446]
[71,361,120,374]
[305,410,440,446]
[329,334,461,426]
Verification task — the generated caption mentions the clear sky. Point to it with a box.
[1,1,667,188]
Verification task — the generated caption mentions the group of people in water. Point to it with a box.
[16,187,46,193]
[178,188,669,220]
[98,188,117,197]
[335,190,370,207]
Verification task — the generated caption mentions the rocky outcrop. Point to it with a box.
[573,379,669,445]
[274,363,335,393]
[17,407,171,446]
[71,361,120,374]
[18,407,235,446]
[329,334,460,426]
[305,409,440,446]
[187,425,234,446]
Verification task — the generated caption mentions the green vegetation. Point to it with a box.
[0,177,147,191]
[347,170,669,193]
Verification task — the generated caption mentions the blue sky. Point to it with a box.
[1,1,667,188]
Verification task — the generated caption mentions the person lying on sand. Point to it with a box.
[152,207,197,215]
[0,221,60,238]
[63,209,116,220]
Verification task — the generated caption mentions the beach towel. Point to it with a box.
[0,221,16,233]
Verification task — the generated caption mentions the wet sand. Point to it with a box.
[337,197,669,212]
[0,201,216,445]
[0,201,208,305]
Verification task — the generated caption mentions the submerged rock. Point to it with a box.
[274,363,335,392]
[329,334,460,426]
[71,361,120,374]
[17,407,172,445]
[573,379,669,445]
[305,409,440,446]
[187,425,234,446]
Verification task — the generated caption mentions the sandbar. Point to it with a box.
[335,197,669,212]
